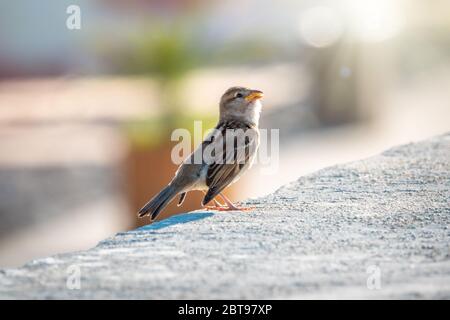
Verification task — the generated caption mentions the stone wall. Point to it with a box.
[0,133,449,299]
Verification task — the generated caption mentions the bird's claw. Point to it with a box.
[205,205,223,210]
[206,205,255,212]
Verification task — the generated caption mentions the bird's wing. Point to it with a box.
[202,120,259,205]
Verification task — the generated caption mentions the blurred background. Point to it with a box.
[0,0,449,267]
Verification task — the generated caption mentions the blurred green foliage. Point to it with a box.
[126,26,198,81]
[124,113,218,149]
[115,24,210,148]
[101,22,276,150]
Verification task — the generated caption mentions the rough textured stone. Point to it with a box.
[0,133,449,299]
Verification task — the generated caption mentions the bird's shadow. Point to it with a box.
[138,211,214,231]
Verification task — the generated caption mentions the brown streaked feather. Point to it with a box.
[202,119,259,205]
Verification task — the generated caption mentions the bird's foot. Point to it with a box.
[202,193,254,211]
[204,198,227,211]
[204,204,254,211]
[205,205,224,210]
[216,193,254,211]
[213,204,255,211]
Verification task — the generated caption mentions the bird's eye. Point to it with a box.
[235,92,243,99]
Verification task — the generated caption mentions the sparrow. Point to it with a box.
[138,86,264,220]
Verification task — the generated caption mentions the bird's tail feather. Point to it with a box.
[138,184,178,220]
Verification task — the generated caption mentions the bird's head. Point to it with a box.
[219,86,264,125]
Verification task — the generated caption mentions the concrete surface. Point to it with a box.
[0,133,449,299]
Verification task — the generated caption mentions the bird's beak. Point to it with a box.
[245,90,264,102]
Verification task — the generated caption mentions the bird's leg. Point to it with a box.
[202,191,226,210]
[215,193,254,211]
